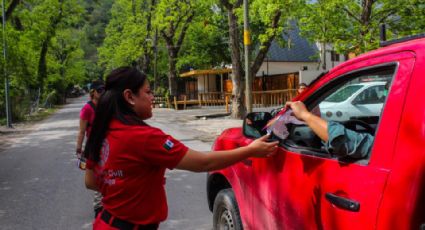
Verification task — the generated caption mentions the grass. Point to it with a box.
[0,107,59,126]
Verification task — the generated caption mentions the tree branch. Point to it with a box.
[219,0,232,10]
[161,29,172,45]
[176,11,195,54]
[6,0,20,20]
[0,0,21,25]
[234,0,243,8]
[360,0,374,25]
[251,11,281,74]
[339,5,362,23]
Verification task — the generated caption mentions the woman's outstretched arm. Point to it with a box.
[176,135,278,172]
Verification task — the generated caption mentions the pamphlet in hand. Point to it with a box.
[265,109,305,140]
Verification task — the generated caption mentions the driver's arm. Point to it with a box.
[286,101,329,141]
[286,101,373,158]
[324,121,373,158]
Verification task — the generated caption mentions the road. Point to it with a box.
[0,95,238,229]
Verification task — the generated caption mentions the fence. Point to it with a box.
[252,89,297,108]
[154,89,297,110]
[153,95,170,108]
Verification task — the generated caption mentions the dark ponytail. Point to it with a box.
[84,67,147,162]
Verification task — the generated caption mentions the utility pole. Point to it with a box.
[243,0,252,113]
[2,0,12,128]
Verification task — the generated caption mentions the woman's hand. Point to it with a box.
[247,134,279,158]
[285,101,311,121]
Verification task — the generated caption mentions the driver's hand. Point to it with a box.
[285,101,311,121]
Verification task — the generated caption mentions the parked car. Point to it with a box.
[207,36,425,230]
[319,81,387,122]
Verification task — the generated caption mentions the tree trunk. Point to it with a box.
[227,7,245,119]
[360,0,374,51]
[36,0,63,94]
[320,42,326,70]
[249,11,281,90]
[37,40,49,89]
[138,0,154,74]
[160,8,194,98]
[153,27,158,91]
[167,48,178,96]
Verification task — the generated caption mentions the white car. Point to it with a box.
[319,81,387,122]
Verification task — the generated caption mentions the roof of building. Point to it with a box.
[180,68,232,77]
[267,25,319,62]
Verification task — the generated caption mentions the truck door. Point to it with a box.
[249,52,414,229]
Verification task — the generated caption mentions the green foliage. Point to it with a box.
[177,14,231,70]
[98,0,153,73]
[298,0,425,54]
[388,0,425,37]
[0,0,103,123]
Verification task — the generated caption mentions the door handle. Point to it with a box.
[325,192,360,212]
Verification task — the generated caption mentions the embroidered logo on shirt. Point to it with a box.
[163,139,174,151]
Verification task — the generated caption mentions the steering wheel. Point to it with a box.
[342,119,375,135]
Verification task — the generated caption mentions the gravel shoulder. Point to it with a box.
[0,122,40,153]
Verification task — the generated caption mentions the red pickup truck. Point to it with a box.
[207,36,425,229]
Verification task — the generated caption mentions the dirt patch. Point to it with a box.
[0,123,38,152]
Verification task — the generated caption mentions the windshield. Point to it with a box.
[324,85,363,103]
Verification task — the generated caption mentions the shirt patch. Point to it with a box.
[163,139,174,151]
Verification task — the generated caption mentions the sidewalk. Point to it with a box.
[149,106,279,144]
[150,108,243,144]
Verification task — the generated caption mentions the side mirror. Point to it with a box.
[243,112,272,139]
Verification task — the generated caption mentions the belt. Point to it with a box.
[100,209,159,230]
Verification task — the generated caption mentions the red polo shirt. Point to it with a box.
[86,119,188,225]
[80,102,95,137]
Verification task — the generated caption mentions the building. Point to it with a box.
[175,25,350,108]
[255,25,348,90]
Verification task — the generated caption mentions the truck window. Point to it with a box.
[283,66,396,163]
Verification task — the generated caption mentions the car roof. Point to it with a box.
[330,38,425,74]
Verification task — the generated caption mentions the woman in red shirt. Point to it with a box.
[84,67,278,230]
[76,80,105,217]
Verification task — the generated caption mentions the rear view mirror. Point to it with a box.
[243,112,272,139]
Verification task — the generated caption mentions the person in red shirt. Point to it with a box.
[76,80,104,155]
[76,79,105,217]
[84,67,278,230]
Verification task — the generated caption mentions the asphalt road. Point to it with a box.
[0,96,214,230]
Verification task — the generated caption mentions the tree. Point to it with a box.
[387,0,425,37]
[81,0,114,79]
[177,8,230,71]
[219,0,302,118]
[298,0,348,69]
[299,0,422,55]
[98,0,156,75]
[0,0,89,121]
[153,0,203,96]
